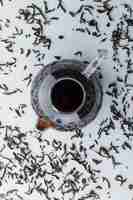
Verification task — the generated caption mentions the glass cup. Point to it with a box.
[31,50,107,131]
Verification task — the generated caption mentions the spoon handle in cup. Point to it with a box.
[82,49,108,79]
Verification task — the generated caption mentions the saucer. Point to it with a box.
[31,59,103,131]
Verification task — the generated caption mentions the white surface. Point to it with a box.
[0,0,133,200]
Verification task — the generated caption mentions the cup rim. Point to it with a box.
[50,77,86,114]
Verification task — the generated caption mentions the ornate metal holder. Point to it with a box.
[31,50,107,131]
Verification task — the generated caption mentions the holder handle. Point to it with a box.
[36,117,56,131]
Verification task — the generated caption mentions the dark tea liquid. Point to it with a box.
[51,78,84,113]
